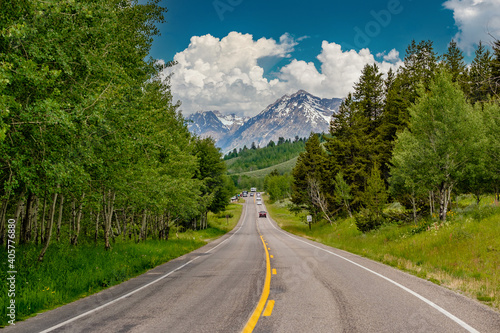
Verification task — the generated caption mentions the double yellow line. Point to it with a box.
[241,235,272,332]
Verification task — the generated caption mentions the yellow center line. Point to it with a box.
[270,255,274,258]
[241,235,272,333]
[263,300,275,317]
[272,268,277,275]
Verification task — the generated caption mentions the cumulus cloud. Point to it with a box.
[163,32,402,117]
[443,0,500,54]
[376,49,400,62]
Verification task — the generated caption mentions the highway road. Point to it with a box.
[5,197,500,332]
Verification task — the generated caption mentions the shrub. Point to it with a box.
[355,209,386,233]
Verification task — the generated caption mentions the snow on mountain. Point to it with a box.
[186,111,248,142]
[186,90,343,153]
[217,90,343,152]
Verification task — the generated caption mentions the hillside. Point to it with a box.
[225,138,305,174]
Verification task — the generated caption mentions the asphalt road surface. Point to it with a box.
[5,197,500,332]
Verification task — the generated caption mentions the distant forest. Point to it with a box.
[224,136,307,173]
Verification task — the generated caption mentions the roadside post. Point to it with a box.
[307,215,312,230]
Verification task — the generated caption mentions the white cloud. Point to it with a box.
[163,32,402,117]
[377,49,400,62]
[443,0,500,54]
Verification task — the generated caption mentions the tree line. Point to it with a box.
[291,39,500,232]
[224,136,306,172]
[0,0,232,259]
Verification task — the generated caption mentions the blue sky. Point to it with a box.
[151,0,500,116]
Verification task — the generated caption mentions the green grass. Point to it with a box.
[265,195,500,311]
[0,203,243,327]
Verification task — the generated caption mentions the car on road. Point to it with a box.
[256,199,262,205]
[250,192,254,197]
[259,211,267,218]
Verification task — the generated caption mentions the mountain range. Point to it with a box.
[186,90,343,153]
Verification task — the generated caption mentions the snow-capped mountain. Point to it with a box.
[186,111,248,141]
[217,90,342,152]
[186,90,343,153]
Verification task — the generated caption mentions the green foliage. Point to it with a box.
[291,133,328,218]
[0,0,235,254]
[390,70,485,221]
[468,42,492,104]
[264,170,293,202]
[363,164,388,215]
[225,138,305,173]
[354,208,386,233]
[333,171,352,217]
[194,137,229,214]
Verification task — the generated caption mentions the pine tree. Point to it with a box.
[469,41,493,104]
[326,64,387,206]
[291,133,328,220]
[490,39,500,98]
[442,40,466,83]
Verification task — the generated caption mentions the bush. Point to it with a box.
[216,211,234,219]
[355,209,386,233]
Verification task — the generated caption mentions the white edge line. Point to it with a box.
[39,202,249,333]
[266,218,480,333]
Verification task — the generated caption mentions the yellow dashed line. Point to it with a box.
[263,300,275,317]
[272,268,277,275]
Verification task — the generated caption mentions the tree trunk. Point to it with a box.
[129,211,134,240]
[429,191,434,217]
[38,192,58,262]
[438,184,452,222]
[70,198,76,242]
[122,210,127,241]
[103,190,115,250]
[410,191,417,225]
[71,193,84,245]
[21,192,33,244]
[140,209,147,242]
[0,197,10,245]
[114,210,122,236]
[56,194,64,241]
[307,177,334,225]
[94,210,100,244]
[14,194,25,223]
[32,196,39,245]
[39,195,47,244]
[132,213,137,243]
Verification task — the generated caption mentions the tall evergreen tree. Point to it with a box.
[468,41,493,104]
[442,40,467,83]
[490,39,500,98]
[291,133,328,220]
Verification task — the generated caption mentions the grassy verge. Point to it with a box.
[265,195,500,311]
[0,203,243,327]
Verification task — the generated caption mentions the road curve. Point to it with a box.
[5,197,500,332]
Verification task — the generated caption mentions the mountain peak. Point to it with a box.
[187,92,344,153]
